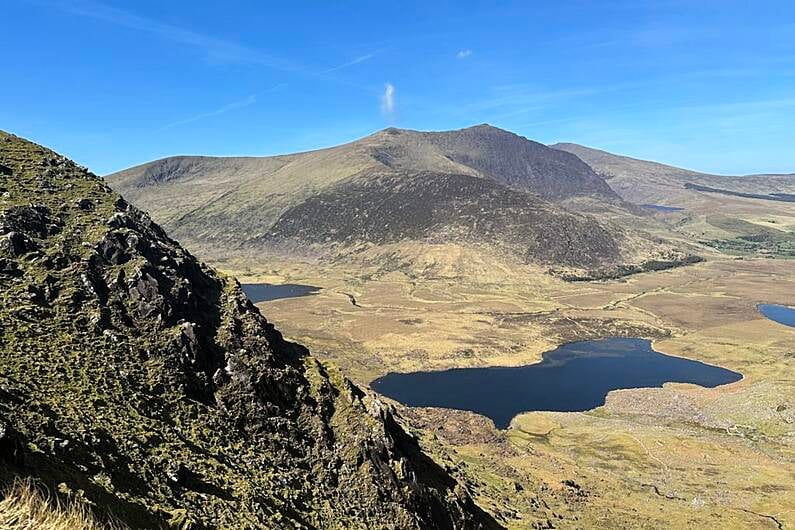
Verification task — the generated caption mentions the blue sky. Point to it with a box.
[3,1,795,175]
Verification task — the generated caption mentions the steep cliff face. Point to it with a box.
[0,131,499,529]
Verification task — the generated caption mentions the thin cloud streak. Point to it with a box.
[162,95,258,130]
[464,85,616,115]
[322,52,377,73]
[39,0,301,72]
[456,49,472,59]
[677,97,795,114]
[161,83,287,130]
[30,0,388,99]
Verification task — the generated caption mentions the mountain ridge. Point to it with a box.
[0,130,500,529]
[552,142,795,205]
[109,125,694,280]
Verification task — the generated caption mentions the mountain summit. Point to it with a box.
[0,130,498,528]
[360,125,620,201]
[109,125,694,279]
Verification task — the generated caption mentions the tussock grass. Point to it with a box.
[0,479,125,530]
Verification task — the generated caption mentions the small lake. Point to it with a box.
[758,304,795,328]
[370,338,742,429]
[241,283,320,303]
[641,204,685,213]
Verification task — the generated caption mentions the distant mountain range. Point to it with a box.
[552,142,795,207]
[109,125,696,279]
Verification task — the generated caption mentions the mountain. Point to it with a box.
[359,125,620,201]
[109,125,693,279]
[0,130,499,529]
[552,142,795,207]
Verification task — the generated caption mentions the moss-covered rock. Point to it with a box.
[0,131,500,529]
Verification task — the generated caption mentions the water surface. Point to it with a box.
[758,304,795,328]
[641,204,685,212]
[370,338,742,429]
[241,283,320,303]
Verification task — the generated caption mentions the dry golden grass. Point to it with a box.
[0,479,124,530]
[221,255,795,528]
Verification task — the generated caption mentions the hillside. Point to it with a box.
[0,130,499,529]
[552,143,795,259]
[552,142,795,206]
[109,125,692,279]
[363,125,620,201]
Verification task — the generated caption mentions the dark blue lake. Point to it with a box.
[241,283,320,303]
[370,338,742,429]
[758,304,795,328]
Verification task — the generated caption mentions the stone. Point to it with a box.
[26,284,46,305]
[98,231,132,265]
[0,231,37,256]
[76,197,94,210]
[0,258,20,276]
[1,204,59,238]
[0,419,25,466]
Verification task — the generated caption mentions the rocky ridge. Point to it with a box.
[0,130,500,529]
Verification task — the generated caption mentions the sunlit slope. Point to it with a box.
[552,142,795,206]
[109,125,694,278]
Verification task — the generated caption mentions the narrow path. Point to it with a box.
[627,433,669,473]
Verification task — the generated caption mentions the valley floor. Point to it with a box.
[217,256,794,529]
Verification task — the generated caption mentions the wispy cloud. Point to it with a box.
[322,52,377,73]
[677,97,795,114]
[162,95,258,130]
[466,85,612,115]
[38,0,301,71]
[29,0,388,108]
[162,83,287,129]
[456,49,472,59]
[630,24,724,48]
[381,83,395,115]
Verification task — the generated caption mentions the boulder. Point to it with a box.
[76,197,94,210]
[0,419,25,467]
[0,231,38,256]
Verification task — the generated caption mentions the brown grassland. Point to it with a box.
[217,251,794,529]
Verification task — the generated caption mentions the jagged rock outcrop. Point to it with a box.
[0,131,500,529]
